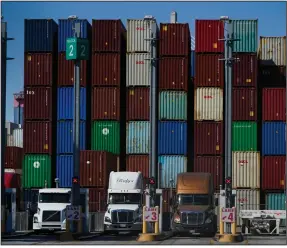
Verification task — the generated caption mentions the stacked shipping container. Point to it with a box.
[56,19,91,188]
[193,20,224,190]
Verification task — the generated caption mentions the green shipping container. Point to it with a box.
[23,155,52,188]
[91,121,120,154]
[266,193,286,226]
[232,20,258,53]
[159,91,187,120]
[232,122,257,151]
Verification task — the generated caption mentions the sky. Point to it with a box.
[2,1,286,122]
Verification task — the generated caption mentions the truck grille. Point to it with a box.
[42,211,61,222]
[111,210,134,223]
[181,212,204,225]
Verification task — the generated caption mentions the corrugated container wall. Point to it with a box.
[92,53,121,87]
[232,152,260,189]
[126,155,149,179]
[159,23,190,56]
[194,122,223,155]
[4,172,21,189]
[24,53,54,87]
[159,156,187,188]
[159,57,189,91]
[57,121,86,154]
[262,156,285,190]
[92,87,120,120]
[13,128,23,148]
[57,87,87,120]
[193,156,223,190]
[4,147,23,169]
[56,155,73,188]
[22,155,51,188]
[126,121,150,154]
[92,19,126,52]
[58,53,87,86]
[233,54,258,87]
[191,51,195,78]
[24,121,52,154]
[258,65,286,87]
[232,122,257,151]
[195,54,224,87]
[158,121,187,155]
[232,88,258,121]
[262,88,286,121]
[126,53,151,86]
[232,20,258,53]
[6,135,14,147]
[194,88,223,121]
[24,87,53,120]
[262,122,286,155]
[265,193,286,227]
[126,87,150,121]
[159,91,187,120]
[91,121,120,154]
[24,19,58,52]
[259,37,286,66]
[88,188,108,212]
[80,151,118,188]
[58,19,91,52]
[195,20,224,53]
[127,19,153,53]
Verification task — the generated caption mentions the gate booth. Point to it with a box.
[4,188,17,233]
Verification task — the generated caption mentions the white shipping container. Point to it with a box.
[6,134,15,147]
[5,121,19,135]
[259,37,286,66]
[126,53,151,86]
[13,128,23,148]
[127,19,155,53]
[232,152,260,189]
[194,88,223,121]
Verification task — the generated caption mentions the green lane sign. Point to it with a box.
[66,37,90,61]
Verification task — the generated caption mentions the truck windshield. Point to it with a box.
[39,193,70,203]
[109,194,141,204]
[178,194,209,205]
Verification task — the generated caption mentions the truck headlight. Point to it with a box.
[135,215,142,222]
[174,214,180,223]
[33,217,38,223]
[104,216,111,223]
[205,217,212,224]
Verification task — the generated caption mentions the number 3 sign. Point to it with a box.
[143,206,159,222]
[221,207,236,223]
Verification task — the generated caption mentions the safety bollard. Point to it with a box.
[231,221,236,235]
[219,207,224,235]
[142,206,147,234]
[154,206,159,234]
[66,218,70,233]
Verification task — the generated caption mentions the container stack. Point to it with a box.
[56,19,91,188]
[23,19,58,190]
[193,20,225,191]
[259,36,286,215]
[158,22,190,189]
[125,19,156,179]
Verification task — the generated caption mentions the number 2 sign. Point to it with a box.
[66,37,90,61]
[221,207,236,223]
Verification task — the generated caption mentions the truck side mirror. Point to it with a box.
[215,198,218,206]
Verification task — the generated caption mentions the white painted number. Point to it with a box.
[80,45,86,57]
[69,45,74,57]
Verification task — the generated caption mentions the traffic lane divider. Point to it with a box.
[137,231,174,242]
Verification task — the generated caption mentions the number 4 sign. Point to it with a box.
[143,206,159,222]
[66,37,90,61]
[221,207,236,223]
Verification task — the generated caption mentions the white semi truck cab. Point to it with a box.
[104,171,144,234]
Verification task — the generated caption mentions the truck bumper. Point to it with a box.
[104,223,142,232]
[33,222,65,231]
[172,222,215,235]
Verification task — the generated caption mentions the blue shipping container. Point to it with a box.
[22,189,39,212]
[191,50,195,78]
[57,121,86,154]
[58,19,91,52]
[56,155,73,188]
[24,19,58,52]
[266,193,286,226]
[262,122,286,155]
[57,87,87,120]
[159,155,187,188]
[158,121,187,155]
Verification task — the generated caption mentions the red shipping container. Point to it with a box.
[262,156,285,190]
[24,87,53,120]
[160,23,190,56]
[24,53,54,87]
[92,20,126,52]
[195,54,224,87]
[80,151,118,188]
[232,88,258,121]
[23,121,52,155]
[58,53,87,87]
[233,54,258,87]
[194,156,223,190]
[88,188,108,212]
[92,87,120,120]
[195,20,224,53]
[159,57,189,90]
[4,147,23,169]
[194,121,223,155]
[126,155,149,179]
[126,88,149,121]
[4,172,21,189]
[92,53,121,87]
[262,88,286,121]
[259,66,286,87]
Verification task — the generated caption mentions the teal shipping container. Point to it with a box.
[266,193,286,226]
[232,20,258,53]
[159,91,187,120]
